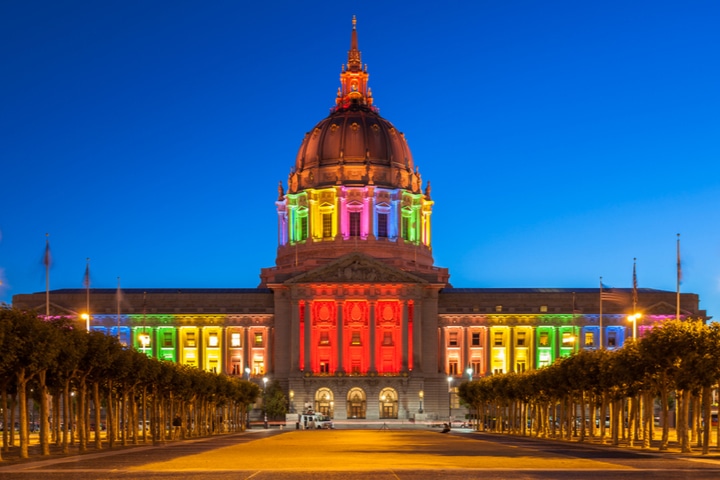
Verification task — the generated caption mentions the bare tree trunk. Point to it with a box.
[2,387,9,454]
[660,388,670,450]
[17,371,29,459]
[52,392,61,446]
[38,370,50,455]
[702,386,711,455]
[93,381,102,450]
[680,390,692,453]
[642,391,652,449]
[106,381,115,448]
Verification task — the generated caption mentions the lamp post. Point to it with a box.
[262,377,268,429]
[628,313,641,341]
[419,390,424,413]
[245,367,251,380]
[81,313,90,333]
[447,376,453,423]
[466,366,473,382]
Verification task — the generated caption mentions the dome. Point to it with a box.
[290,103,416,192]
[262,17,438,286]
[286,16,422,195]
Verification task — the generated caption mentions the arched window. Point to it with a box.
[379,387,398,419]
[346,387,366,419]
[315,388,334,418]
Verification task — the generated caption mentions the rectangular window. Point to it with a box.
[322,213,333,238]
[516,361,526,373]
[231,332,241,347]
[493,331,504,347]
[186,331,196,348]
[401,216,410,240]
[382,332,393,346]
[230,356,241,375]
[448,331,458,347]
[319,331,330,345]
[471,332,480,346]
[539,332,549,347]
[254,332,263,347]
[162,331,172,348]
[562,332,574,348]
[351,359,361,374]
[208,333,218,347]
[320,361,330,374]
[517,331,526,347]
[253,357,264,375]
[495,305,503,312]
[300,216,308,241]
[377,213,388,238]
[349,211,361,237]
[351,331,361,346]
[584,332,594,347]
[607,331,617,347]
[540,305,548,312]
[448,361,458,375]
[471,360,482,375]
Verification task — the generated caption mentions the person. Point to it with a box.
[172,415,182,439]
[441,422,450,433]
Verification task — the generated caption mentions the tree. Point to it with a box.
[263,380,287,420]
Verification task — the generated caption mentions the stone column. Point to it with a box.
[336,301,344,374]
[463,326,470,374]
[304,301,312,372]
[369,301,377,373]
[401,300,409,372]
[265,326,273,375]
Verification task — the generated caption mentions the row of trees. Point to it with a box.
[0,306,260,460]
[458,319,720,454]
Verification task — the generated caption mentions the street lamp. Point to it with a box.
[628,313,642,340]
[447,376,453,422]
[244,367,251,380]
[466,366,473,382]
[419,390,424,413]
[262,377,269,429]
[81,313,90,332]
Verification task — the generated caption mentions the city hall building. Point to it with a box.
[13,19,706,422]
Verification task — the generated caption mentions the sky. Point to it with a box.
[1,1,719,319]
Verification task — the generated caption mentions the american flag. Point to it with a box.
[83,260,90,288]
[600,283,629,305]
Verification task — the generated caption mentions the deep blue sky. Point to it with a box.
[1,1,718,319]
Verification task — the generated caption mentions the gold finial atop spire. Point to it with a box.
[348,16,360,68]
[334,16,376,112]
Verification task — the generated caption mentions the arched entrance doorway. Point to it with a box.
[346,388,366,419]
[315,388,334,418]
[379,387,398,419]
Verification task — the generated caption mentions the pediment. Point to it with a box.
[644,301,692,316]
[27,302,78,317]
[286,253,428,284]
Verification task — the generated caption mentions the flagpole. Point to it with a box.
[632,258,638,314]
[44,233,50,318]
[599,277,603,350]
[116,276,121,340]
[85,258,90,331]
[676,233,681,321]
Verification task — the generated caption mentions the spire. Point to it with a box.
[335,16,375,112]
[348,15,361,69]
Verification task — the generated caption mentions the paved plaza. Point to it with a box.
[2,428,720,479]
